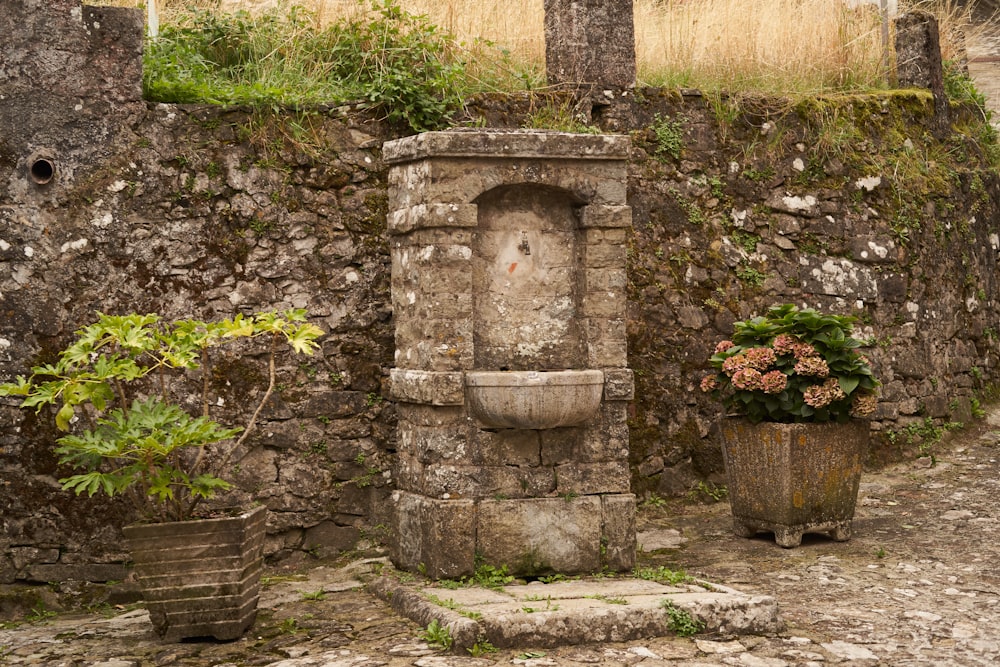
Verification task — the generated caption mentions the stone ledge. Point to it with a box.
[387,203,478,235]
[368,568,783,651]
[383,130,630,164]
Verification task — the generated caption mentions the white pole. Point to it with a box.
[148,0,159,39]
[880,0,890,85]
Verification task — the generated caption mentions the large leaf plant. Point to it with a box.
[0,310,323,522]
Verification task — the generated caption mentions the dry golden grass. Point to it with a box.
[93,0,982,95]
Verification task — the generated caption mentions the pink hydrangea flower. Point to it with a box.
[700,375,719,392]
[761,370,787,394]
[714,340,735,354]
[743,347,776,371]
[731,367,764,391]
[772,334,798,355]
[722,354,748,376]
[803,378,846,408]
[794,356,830,378]
[851,392,878,417]
[791,342,818,360]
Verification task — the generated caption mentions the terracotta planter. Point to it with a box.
[719,420,869,548]
[122,505,267,641]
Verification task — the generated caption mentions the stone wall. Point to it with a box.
[2,86,999,580]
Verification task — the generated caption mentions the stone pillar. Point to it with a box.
[894,10,949,135]
[544,0,636,88]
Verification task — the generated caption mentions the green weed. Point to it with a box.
[300,590,326,601]
[467,639,498,656]
[661,600,704,637]
[420,618,453,650]
[651,113,685,160]
[634,566,695,586]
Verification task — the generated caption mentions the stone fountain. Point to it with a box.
[385,130,634,578]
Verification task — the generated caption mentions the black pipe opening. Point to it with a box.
[29,158,55,185]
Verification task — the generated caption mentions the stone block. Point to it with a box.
[394,319,474,371]
[580,204,632,229]
[601,494,637,571]
[581,291,625,318]
[583,241,628,270]
[391,492,477,578]
[391,291,473,325]
[872,401,899,421]
[477,497,602,574]
[396,404,465,427]
[539,427,584,466]
[395,453,425,494]
[302,521,361,559]
[603,369,634,401]
[877,273,909,303]
[895,11,947,126]
[390,491,424,568]
[389,369,465,405]
[421,464,555,499]
[392,258,472,296]
[383,131,630,164]
[471,428,542,466]
[588,340,628,367]
[555,461,631,495]
[10,547,60,571]
[923,395,951,418]
[798,257,877,300]
[583,317,627,350]
[850,236,897,263]
[297,391,368,419]
[401,422,472,465]
[585,267,627,291]
[576,412,630,463]
[336,484,373,516]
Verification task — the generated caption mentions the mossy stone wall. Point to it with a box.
[1,89,998,580]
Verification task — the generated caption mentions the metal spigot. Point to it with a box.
[518,232,531,255]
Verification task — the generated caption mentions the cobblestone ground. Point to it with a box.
[2,408,1000,666]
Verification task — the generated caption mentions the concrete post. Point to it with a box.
[543,0,636,88]
[895,10,949,135]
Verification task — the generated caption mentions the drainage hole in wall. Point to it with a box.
[30,158,55,185]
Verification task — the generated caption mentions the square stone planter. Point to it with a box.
[719,420,869,548]
[122,505,267,641]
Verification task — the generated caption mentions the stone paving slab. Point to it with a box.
[368,571,782,650]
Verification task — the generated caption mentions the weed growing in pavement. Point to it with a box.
[660,600,704,637]
[420,618,453,650]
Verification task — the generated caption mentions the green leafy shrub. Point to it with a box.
[701,304,879,423]
[0,310,323,522]
[143,0,468,131]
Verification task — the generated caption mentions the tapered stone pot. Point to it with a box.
[122,505,267,641]
[719,419,869,548]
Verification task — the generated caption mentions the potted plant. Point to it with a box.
[0,309,323,640]
[700,304,879,547]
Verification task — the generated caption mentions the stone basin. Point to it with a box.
[464,370,604,429]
